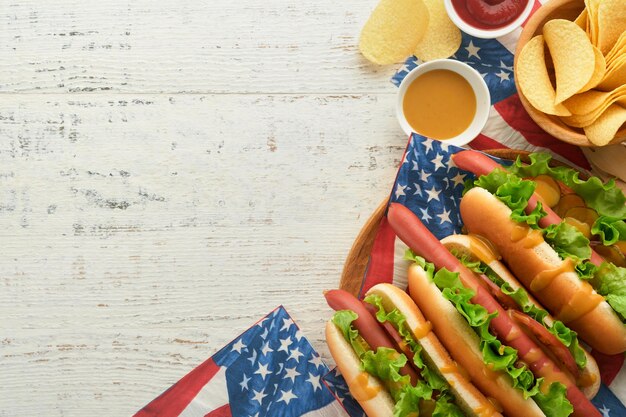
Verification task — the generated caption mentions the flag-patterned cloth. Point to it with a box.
[134,306,349,417]
[392,0,593,172]
[360,134,626,416]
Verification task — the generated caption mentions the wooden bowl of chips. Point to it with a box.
[514,0,626,147]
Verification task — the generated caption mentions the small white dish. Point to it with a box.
[396,59,490,148]
[444,0,534,39]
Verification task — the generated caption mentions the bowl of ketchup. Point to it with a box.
[444,0,535,38]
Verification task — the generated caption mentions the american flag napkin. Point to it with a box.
[392,0,593,171]
[134,306,349,417]
[360,134,626,416]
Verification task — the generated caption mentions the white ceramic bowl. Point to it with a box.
[444,0,535,39]
[396,59,490,148]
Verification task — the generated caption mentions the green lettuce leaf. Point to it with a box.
[591,263,626,321]
[431,391,465,417]
[533,382,574,417]
[592,216,626,246]
[361,347,410,400]
[364,293,447,391]
[393,381,434,417]
[543,222,592,262]
[331,310,369,358]
[509,152,626,220]
[454,255,588,369]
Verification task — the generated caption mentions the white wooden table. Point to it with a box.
[0,1,406,415]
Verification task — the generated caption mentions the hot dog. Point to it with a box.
[325,285,503,417]
[452,150,626,355]
[388,202,602,417]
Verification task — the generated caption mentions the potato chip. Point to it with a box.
[606,32,626,66]
[562,86,626,127]
[577,46,606,93]
[584,104,626,146]
[584,0,600,45]
[599,56,626,91]
[543,19,596,104]
[359,0,429,65]
[574,9,587,31]
[413,0,461,62]
[597,0,626,55]
[517,35,571,116]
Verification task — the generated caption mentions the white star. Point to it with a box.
[599,405,611,417]
[284,366,301,382]
[294,329,304,341]
[277,362,284,374]
[465,41,481,59]
[277,389,298,405]
[412,182,422,196]
[260,327,269,339]
[278,336,292,353]
[255,362,272,380]
[432,153,446,171]
[231,339,246,353]
[420,207,433,223]
[288,347,304,362]
[411,160,419,171]
[395,183,407,199]
[306,372,322,391]
[480,72,488,79]
[247,349,257,365]
[309,355,323,369]
[439,142,450,152]
[239,374,251,391]
[422,139,434,154]
[451,171,466,187]
[438,208,452,224]
[496,70,510,82]
[419,169,430,183]
[260,341,272,356]
[425,185,440,202]
[251,388,267,405]
[280,317,293,332]
[500,60,514,71]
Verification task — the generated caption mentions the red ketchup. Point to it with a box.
[451,0,528,29]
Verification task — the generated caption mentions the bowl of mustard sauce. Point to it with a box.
[397,59,491,147]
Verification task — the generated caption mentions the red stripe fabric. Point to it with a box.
[469,133,510,151]
[592,351,625,386]
[360,216,396,298]
[493,94,591,170]
[134,358,221,417]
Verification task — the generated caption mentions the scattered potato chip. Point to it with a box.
[543,19,596,104]
[413,0,461,62]
[584,104,626,146]
[597,0,626,55]
[577,46,606,93]
[359,0,429,65]
[517,35,571,116]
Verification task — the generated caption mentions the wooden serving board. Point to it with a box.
[339,148,578,296]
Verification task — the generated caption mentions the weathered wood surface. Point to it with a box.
[0,1,407,412]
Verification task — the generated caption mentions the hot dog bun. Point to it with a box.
[408,263,547,417]
[366,284,501,417]
[460,187,626,355]
[441,233,601,399]
[325,320,395,416]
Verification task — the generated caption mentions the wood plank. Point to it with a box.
[0,0,396,93]
[0,93,406,415]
